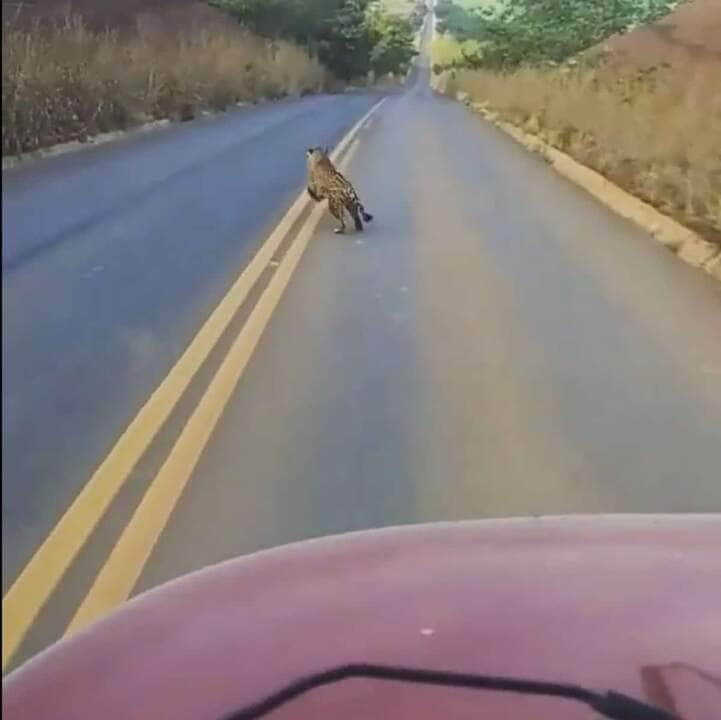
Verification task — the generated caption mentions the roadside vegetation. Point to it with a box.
[2,11,326,156]
[433,0,721,243]
[2,0,418,156]
[213,0,418,82]
[431,33,480,67]
[380,0,427,28]
[434,0,680,69]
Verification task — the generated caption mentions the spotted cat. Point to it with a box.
[306,147,373,233]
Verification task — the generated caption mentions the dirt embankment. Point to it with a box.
[438,0,721,258]
[598,0,721,70]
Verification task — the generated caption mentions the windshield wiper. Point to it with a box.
[220,663,677,720]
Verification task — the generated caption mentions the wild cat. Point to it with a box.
[306,146,373,233]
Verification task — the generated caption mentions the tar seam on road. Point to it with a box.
[1,97,386,671]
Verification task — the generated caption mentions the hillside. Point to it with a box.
[437,0,721,245]
[598,0,721,69]
[1,0,222,28]
[2,0,328,156]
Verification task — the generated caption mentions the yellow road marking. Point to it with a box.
[66,131,370,633]
[2,97,385,670]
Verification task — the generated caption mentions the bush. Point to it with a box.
[2,12,327,155]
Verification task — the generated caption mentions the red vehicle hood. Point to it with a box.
[3,515,720,719]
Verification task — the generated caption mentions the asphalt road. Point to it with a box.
[3,17,721,670]
[2,92,377,589]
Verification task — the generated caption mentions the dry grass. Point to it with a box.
[445,60,721,243]
[431,34,481,67]
[380,0,417,16]
[2,12,328,155]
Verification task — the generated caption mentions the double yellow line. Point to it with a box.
[2,97,386,671]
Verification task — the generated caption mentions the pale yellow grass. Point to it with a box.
[454,0,507,10]
[432,34,481,67]
[380,0,417,16]
[447,62,721,243]
[380,0,431,20]
[2,13,327,155]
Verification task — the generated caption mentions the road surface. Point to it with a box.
[3,15,721,671]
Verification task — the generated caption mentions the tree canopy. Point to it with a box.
[212,0,418,80]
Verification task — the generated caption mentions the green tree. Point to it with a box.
[367,5,417,77]
[211,0,376,80]
[435,0,679,70]
[210,0,417,81]
[322,0,372,80]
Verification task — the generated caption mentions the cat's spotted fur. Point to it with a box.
[306,146,373,233]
